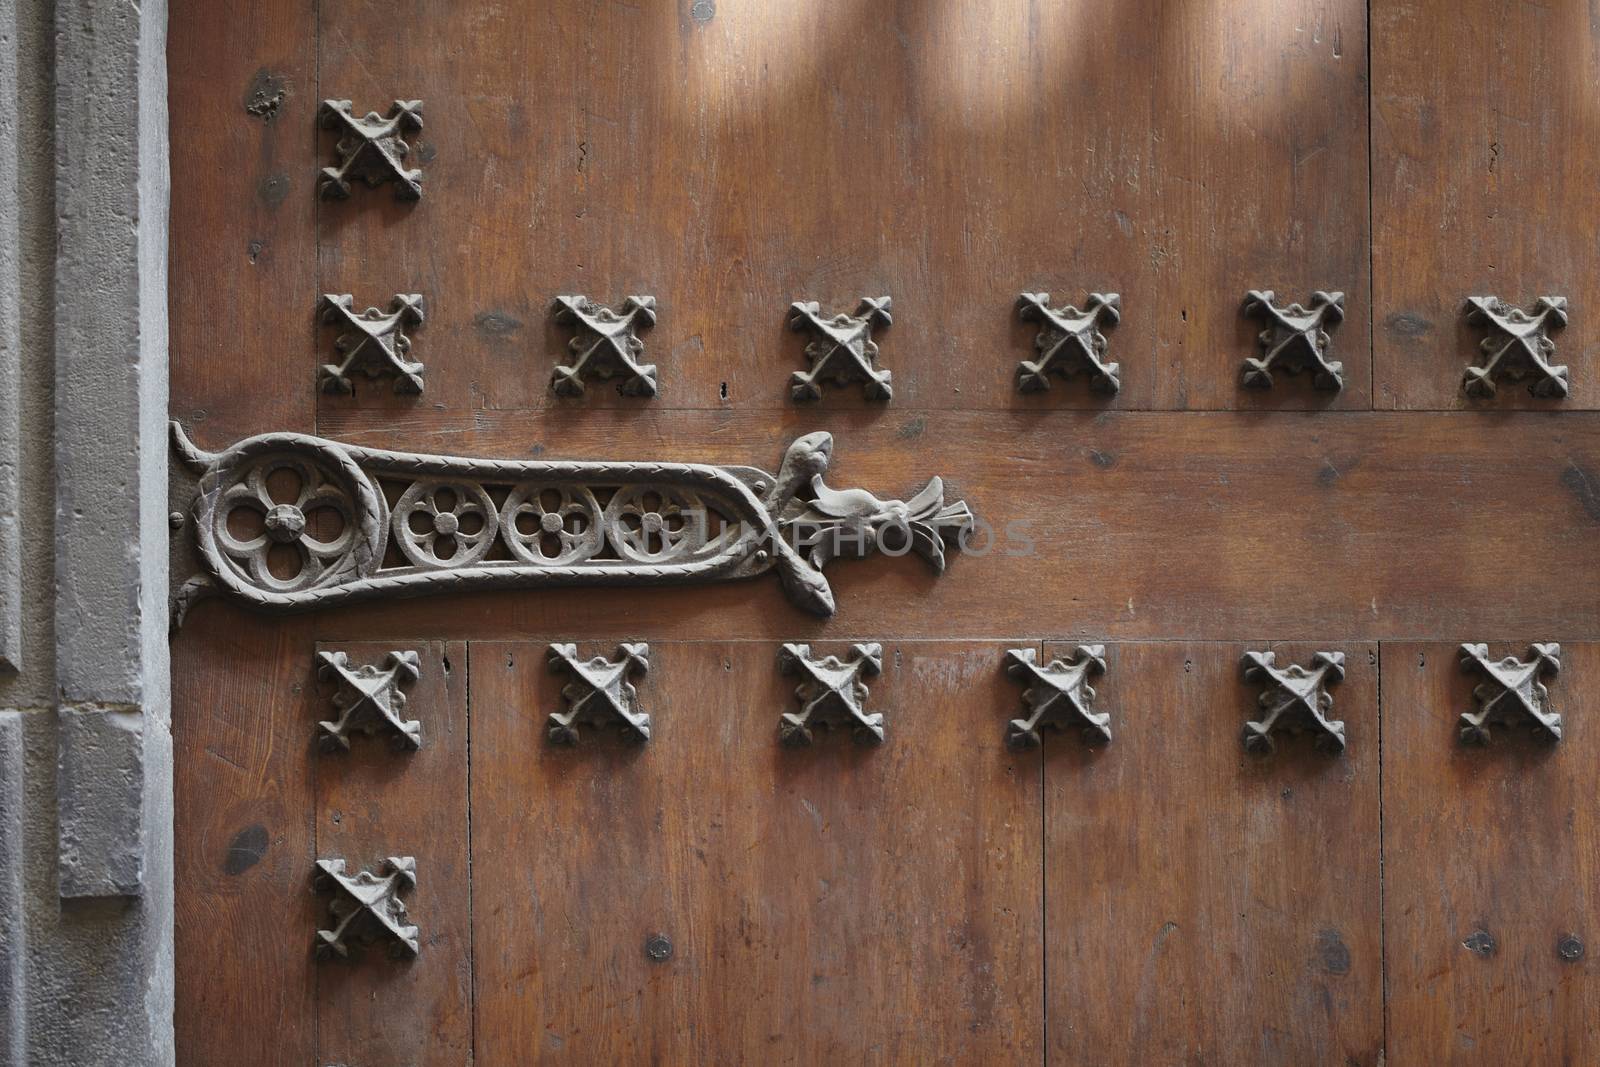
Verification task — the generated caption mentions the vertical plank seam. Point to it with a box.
[464,640,478,1065]
[1037,637,1047,1067]
[1365,0,1378,410]
[310,635,323,1064]
[310,3,323,1057]
[313,0,323,443]
[1375,641,1389,1061]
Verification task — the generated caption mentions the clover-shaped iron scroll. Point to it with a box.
[205,447,367,596]
[1241,649,1346,754]
[551,295,659,397]
[319,293,426,395]
[315,650,422,752]
[1463,296,1569,399]
[171,426,973,624]
[547,643,651,744]
[1241,290,1345,392]
[787,297,894,402]
[318,100,424,200]
[313,856,419,960]
[1458,642,1562,744]
[392,480,498,568]
[499,485,604,565]
[1015,292,1122,394]
[778,643,884,746]
[1004,645,1111,748]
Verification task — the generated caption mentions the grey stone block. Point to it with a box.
[54,0,168,708]
[0,711,26,1063]
[0,0,173,1057]
[0,0,21,674]
[55,706,147,899]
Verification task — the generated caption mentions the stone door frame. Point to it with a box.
[0,1,174,1063]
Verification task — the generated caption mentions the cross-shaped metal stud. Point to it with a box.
[1003,645,1111,748]
[1241,290,1346,392]
[787,297,894,402]
[315,650,422,752]
[547,643,651,744]
[317,99,424,200]
[1015,292,1122,394]
[318,293,426,395]
[313,856,419,960]
[551,295,659,397]
[778,642,884,745]
[1458,642,1562,744]
[1241,649,1346,753]
[1464,296,1569,399]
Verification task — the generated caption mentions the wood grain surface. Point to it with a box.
[181,0,1372,422]
[1043,641,1383,1066]
[167,0,317,437]
[173,615,318,1067]
[168,0,1600,1062]
[1373,0,1600,409]
[226,408,1600,644]
[467,640,1042,1064]
[1382,641,1600,1065]
[312,641,473,1066]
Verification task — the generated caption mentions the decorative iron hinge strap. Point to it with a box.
[169,424,973,624]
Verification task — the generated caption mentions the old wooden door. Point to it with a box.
[169,1,1600,1063]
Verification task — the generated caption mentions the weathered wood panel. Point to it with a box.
[468,640,1041,1063]
[1373,0,1600,409]
[312,640,472,1065]
[1043,641,1383,1065]
[313,0,529,420]
[287,409,1600,642]
[306,0,1366,415]
[1381,641,1600,1064]
[173,615,318,1067]
[168,0,316,434]
[169,4,321,1061]
[168,0,1600,1060]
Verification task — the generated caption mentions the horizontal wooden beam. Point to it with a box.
[270,409,1600,642]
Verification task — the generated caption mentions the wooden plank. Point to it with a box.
[304,0,1365,415]
[468,640,1042,1063]
[312,0,533,420]
[173,615,318,1067]
[292,409,1600,642]
[312,640,472,1065]
[1373,1,1600,409]
[1139,0,1371,410]
[1043,641,1383,1064]
[168,0,317,434]
[170,0,321,1046]
[1381,641,1600,1063]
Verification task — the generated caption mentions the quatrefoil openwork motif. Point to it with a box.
[547,643,651,744]
[319,293,426,395]
[1004,646,1111,748]
[313,856,419,960]
[787,297,894,402]
[315,649,422,752]
[1240,650,1346,754]
[1463,296,1569,399]
[181,442,367,601]
[551,295,659,398]
[778,642,884,746]
[1015,293,1122,395]
[1458,642,1562,744]
[318,99,424,200]
[392,480,498,568]
[1241,290,1345,392]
